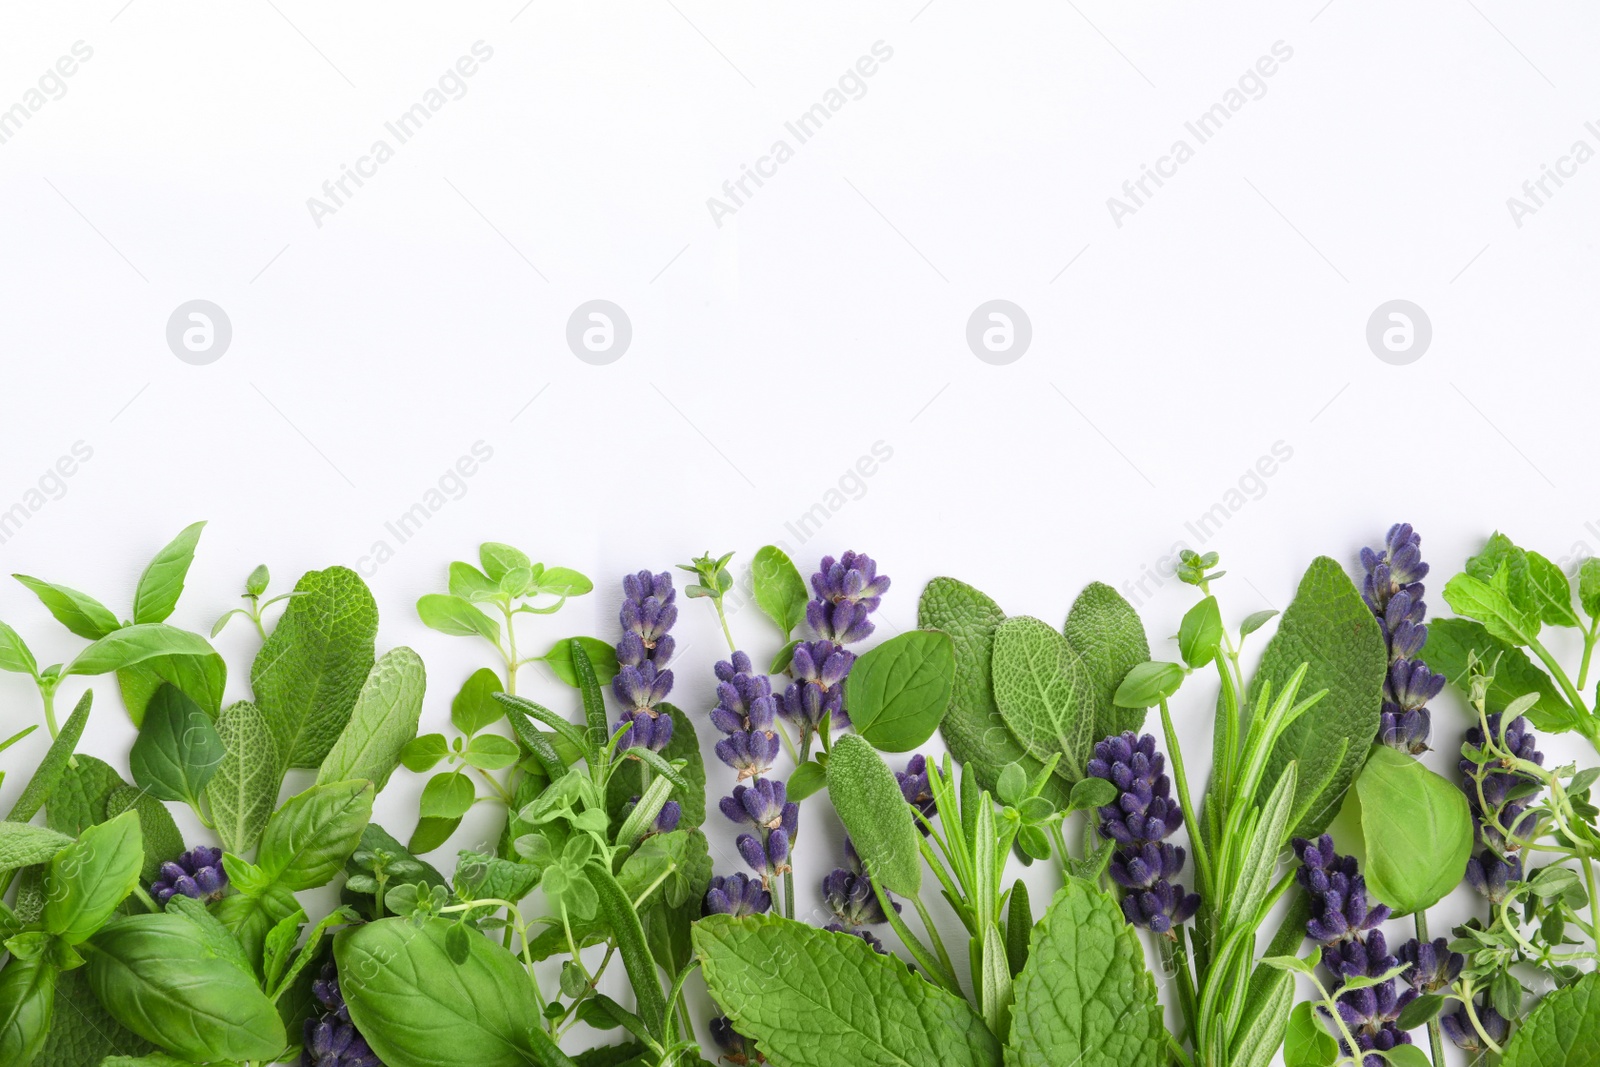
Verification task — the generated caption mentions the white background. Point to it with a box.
[1,1,1597,1061]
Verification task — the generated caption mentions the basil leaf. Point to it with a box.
[844,629,956,752]
[695,913,1002,1067]
[132,521,206,624]
[257,779,375,891]
[542,636,620,688]
[1007,878,1165,1067]
[253,566,379,770]
[65,625,227,719]
[336,917,543,1067]
[0,955,56,1067]
[105,785,184,883]
[116,650,228,725]
[44,809,144,945]
[0,621,37,677]
[451,666,505,735]
[1501,970,1600,1067]
[1420,618,1575,733]
[1239,609,1279,637]
[825,734,920,895]
[751,545,809,639]
[86,911,285,1062]
[129,684,225,807]
[417,593,500,641]
[318,647,427,792]
[205,700,281,855]
[1179,595,1224,669]
[11,575,119,640]
[5,690,92,824]
[992,616,1095,780]
[1250,556,1387,839]
[0,824,72,873]
[1354,746,1474,914]
[1113,661,1186,709]
[1283,1000,1337,1067]
[1063,581,1152,742]
[917,577,1068,807]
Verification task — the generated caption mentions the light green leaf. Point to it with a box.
[337,917,544,1067]
[256,780,374,891]
[1112,661,1186,709]
[695,913,1002,1067]
[132,521,206,624]
[1283,1001,1337,1067]
[0,954,56,1067]
[44,810,144,945]
[0,621,36,677]
[205,700,281,855]
[844,629,955,752]
[1179,596,1224,669]
[1418,618,1574,733]
[992,616,1095,781]
[129,684,225,807]
[1232,968,1296,1067]
[116,650,228,724]
[825,735,920,895]
[751,545,809,638]
[1005,877,1165,1067]
[11,575,119,640]
[1251,556,1388,839]
[420,772,475,820]
[536,566,593,597]
[450,666,505,735]
[918,577,1069,808]
[449,561,500,602]
[1500,970,1600,1067]
[253,566,379,769]
[1526,551,1581,629]
[542,636,620,687]
[1063,581,1152,742]
[1355,746,1474,914]
[0,823,73,873]
[478,543,531,583]
[317,647,427,792]
[1580,558,1600,620]
[1240,609,1279,637]
[64,624,215,677]
[418,594,500,641]
[462,734,520,770]
[400,733,450,773]
[1443,571,1540,649]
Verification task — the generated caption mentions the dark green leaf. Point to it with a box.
[105,785,184,883]
[129,684,225,807]
[5,690,92,823]
[44,754,126,836]
[257,780,374,891]
[0,823,73,873]
[410,816,462,854]
[751,545,809,638]
[590,860,667,1038]
[787,760,828,802]
[844,629,956,752]
[132,521,206,624]
[0,954,56,1067]
[1178,595,1224,669]
[1396,994,1446,1031]
[32,961,155,1067]
[1005,879,1032,977]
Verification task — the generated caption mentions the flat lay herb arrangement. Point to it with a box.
[1,525,1599,1067]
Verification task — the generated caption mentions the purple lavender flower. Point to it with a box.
[612,570,677,750]
[151,846,228,906]
[805,551,890,644]
[720,778,798,836]
[710,653,782,780]
[1464,848,1523,903]
[1440,996,1509,1053]
[302,962,384,1067]
[710,1016,764,1065]
[1460,713,1544,853]
[1293,834,1390,946]
[1087,732,1199,935]
[895,754,937,832]
[613,706,674,753]
[777,641,853,732]
[1360,523,1441,753]
[704,872,772,918]
[1397,936,1463,994]
[736,827,790,883]
[1328,931,1416,1067]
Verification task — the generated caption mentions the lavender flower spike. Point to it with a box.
[152,845,228,906]
[806,551,890,644]
[1360,523,1441,754]
[1086,731,1199,934]
[302,962,384,1067]
[612,569,678,752]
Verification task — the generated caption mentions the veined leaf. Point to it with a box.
[132,521,206,624]
[1419,618,1575,733]
[843,629,955,752]
[993,616,1095,780]
[205,700,281,855]
[1355,746,1473,915]
[317,647,427,792]
[1062,581,1152,742]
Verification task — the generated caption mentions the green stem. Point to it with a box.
[1159,700,1214,904]
[1158,933,1198,1047]
[873,879,962,996]
[910,894,961,999]
[713,600,737,654]
[1528,636,1591,718]
[1578,620,1599,692]
[783,869,795,921]
[1414,911,1447,1067]
[502,603,519,696]
[40,685,59,740]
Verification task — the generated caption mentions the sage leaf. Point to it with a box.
[257,779,374,891]
[336,917,543,1067]
[0,823,73,873]
[1354,745,1473,914]
[843,629,956,752]
[1250,556,1387,839]
[1500,970,1600,1067]
[695,913,1002,1067]
[825,734,921,895]
[252,566,379,769]
[128,684,225,807]
[1005,878,1165,1067]
[86,911,285,1062]
[45,753,127,835]
[918,577,1069,807]
[317,647,428,792]
[1063,581,1153,741]
[132,521,206,624]
[751,545,808,638]
[205,700,281,855]
[11,575,119,639]
[992,616,1095,781]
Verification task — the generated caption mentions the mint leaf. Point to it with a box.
[1355,747,1475,915]
[205,701,281,855]
[751,545,809,639]
[992,616,1094,783]
[1581,559,1600,620]
[317,647,427,793]
[131,521,206,624]
[1443,572,1541,648]
[825,735,921,895]
[1526,550,1581,628]
[1062,581,1152,742]
[844,629,955,752]
[1501,971,1600,1067]
[1418,618,1574,732]
[1250,557,1387,839]
[252,566,378,770]
[695,914,1002,1067]
[1004,878,1164,1067]
[0,824,72,873]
